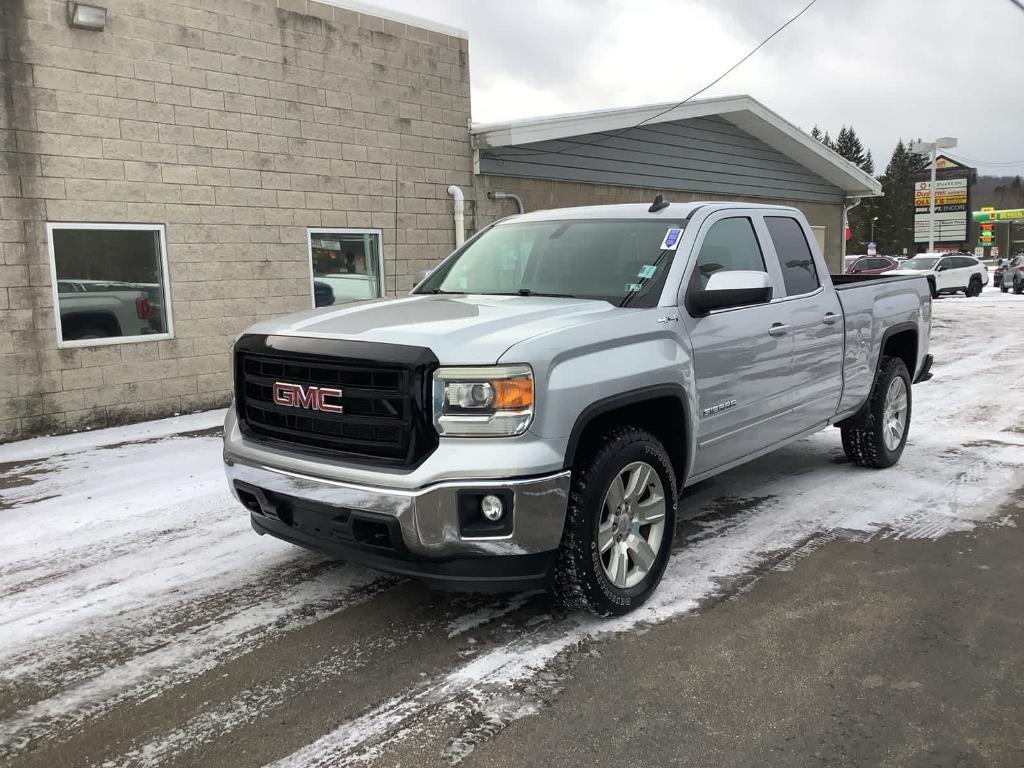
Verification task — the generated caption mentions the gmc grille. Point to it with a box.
[234,335,438,467]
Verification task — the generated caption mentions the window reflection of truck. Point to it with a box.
[312,274,377,306]
[57,280,163,341]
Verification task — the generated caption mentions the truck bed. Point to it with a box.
[832,272,937,297]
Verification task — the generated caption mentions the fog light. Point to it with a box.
[480,494,504,522]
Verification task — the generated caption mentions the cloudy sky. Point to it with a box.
[370,0,1024,177]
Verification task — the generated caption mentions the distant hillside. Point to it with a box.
[974,175,1024,208]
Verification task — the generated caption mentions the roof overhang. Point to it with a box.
[472,95,882,199]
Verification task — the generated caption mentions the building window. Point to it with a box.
[47,223,173,348]
[307,229,384,307]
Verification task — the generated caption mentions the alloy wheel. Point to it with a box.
[882,376,908,452]
[597,461,667,589]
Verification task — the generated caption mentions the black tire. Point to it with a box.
[968,276,982,297]
[1001,283,1009,293]
[1015,279,1024,295]
[840,356,912,469]
[553,427,677,616]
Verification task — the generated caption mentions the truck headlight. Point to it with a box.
[432,365,534,437]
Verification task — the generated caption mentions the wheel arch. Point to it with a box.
[563,384,690,490]
[879,322,918,380]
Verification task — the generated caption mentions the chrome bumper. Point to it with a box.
[224,458,570,559]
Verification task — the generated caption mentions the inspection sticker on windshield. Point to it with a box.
[638,264,657,279]
[660,227,682,251]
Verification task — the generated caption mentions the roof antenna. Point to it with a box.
[648,193,669,213]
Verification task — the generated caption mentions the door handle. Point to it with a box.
[822,312,839,325]
[768,323,789,337]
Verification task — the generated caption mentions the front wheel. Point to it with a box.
[1001,282,1009,293]
[840,356,912,469]
[1015,279,1024,295]
[553,427,677,616]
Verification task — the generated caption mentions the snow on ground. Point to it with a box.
[1,291,1023,767]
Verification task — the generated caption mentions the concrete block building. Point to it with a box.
[0,0,879,441]
[0,0,471,440]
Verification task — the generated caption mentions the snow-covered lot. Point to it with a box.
[2,292,1023,767]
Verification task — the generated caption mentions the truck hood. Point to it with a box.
[242,294,626,364]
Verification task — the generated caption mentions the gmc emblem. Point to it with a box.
[272,382,344,413]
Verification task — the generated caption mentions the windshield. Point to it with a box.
[416,219,686,307]
[902,257,939,270]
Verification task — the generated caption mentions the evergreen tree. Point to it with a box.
[873,139,929,256]
[834,125,867,169]
[810,125,823,142]
[863,149,874,176]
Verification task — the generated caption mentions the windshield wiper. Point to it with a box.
[422,288,465,294]
[478,289,578,299]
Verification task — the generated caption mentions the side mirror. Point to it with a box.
[691,270,773,315]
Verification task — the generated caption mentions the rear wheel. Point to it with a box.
[553,427,677,616]
[967,276,982,297]
[1015,278,1024,295]
[1001,282,1010,293]
[840,356,912,469]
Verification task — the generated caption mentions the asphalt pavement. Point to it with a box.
[2,291,1023,768]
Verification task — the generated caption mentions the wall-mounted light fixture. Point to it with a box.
[67,2,107,31]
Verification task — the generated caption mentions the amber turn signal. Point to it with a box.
[492,377,533,410]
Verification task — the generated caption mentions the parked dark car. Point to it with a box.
[995,261,1005,289]
[846,256,899,275]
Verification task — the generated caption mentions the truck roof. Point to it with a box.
[503,201,802,224]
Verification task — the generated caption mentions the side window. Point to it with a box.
[765,216,820,295]
[693,217,766,288]
[936,258,950,271]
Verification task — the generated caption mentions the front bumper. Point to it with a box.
[224,458,570,592]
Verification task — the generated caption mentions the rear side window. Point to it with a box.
[693,217,766,288]
[765,216,820,295]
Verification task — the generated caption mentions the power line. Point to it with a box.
[480,0,822,161]
[950,154,1024,167]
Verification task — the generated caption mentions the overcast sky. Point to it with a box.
[369,0,1024,177]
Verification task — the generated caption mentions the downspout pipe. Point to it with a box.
[842,197,862,270]
[447,185,465,248]
[487,190,524,215]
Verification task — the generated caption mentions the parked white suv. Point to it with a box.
[893,253,988,297]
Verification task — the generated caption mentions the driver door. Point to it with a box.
[682,212,794,477]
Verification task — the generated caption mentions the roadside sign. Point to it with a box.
[972,208,1024,222]
[867,242,877,256]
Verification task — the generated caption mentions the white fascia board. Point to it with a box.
[472,95,752,149]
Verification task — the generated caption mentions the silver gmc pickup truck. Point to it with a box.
[223,201,934,616]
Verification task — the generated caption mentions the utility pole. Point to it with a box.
[911,137,957,252]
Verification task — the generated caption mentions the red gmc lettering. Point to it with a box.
[272,382,344,413]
